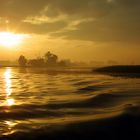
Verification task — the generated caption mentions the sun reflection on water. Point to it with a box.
[3,120,18,135]
[4,68,15,106]
[2,69,18,136]
[6,99,15,106]
[4,69,12,97]
[5,121,17,129]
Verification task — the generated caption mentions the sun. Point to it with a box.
[0,32,24,47]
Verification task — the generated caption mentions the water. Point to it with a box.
[0,67,140,139]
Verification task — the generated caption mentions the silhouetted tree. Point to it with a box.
[50,54,58,64]
[28,58,45,67]
[18,55,27,67]
[58,59,71,67]
[44,51,51,62]
[44,51,58,66]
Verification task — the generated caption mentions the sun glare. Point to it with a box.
[0,32,24,47]
[6,98,15,106]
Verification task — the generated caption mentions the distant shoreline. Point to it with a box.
[94,65,140,78]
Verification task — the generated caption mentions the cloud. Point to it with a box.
[0,0,49,19]
[49,0,140,43]
[0,0,139,43]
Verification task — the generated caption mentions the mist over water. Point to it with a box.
[0,67,140,139]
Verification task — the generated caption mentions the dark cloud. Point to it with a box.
[50,0,140,42]
[0,0,140,43]
[45,0,112,17]
[0,0,49,18]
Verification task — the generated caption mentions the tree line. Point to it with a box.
[18,51,71,67]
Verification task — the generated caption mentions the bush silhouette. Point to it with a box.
[18,55,27,67]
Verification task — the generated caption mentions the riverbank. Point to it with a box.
[94,65,140,78]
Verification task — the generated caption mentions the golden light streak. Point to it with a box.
[4,121,18,135]
[4,69,12,96]
[4,68,15,106]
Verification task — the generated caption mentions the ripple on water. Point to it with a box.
[0,68,140,139]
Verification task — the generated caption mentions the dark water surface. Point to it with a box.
[0,68,140,139]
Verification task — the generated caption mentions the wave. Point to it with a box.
[0,68,140,139]
[0,92,134,121]
[77,85,105,93]
[2,104,140,140]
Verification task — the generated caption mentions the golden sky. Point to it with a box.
[0,0,140,64]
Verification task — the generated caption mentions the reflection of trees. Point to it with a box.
[19,67,27,73]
